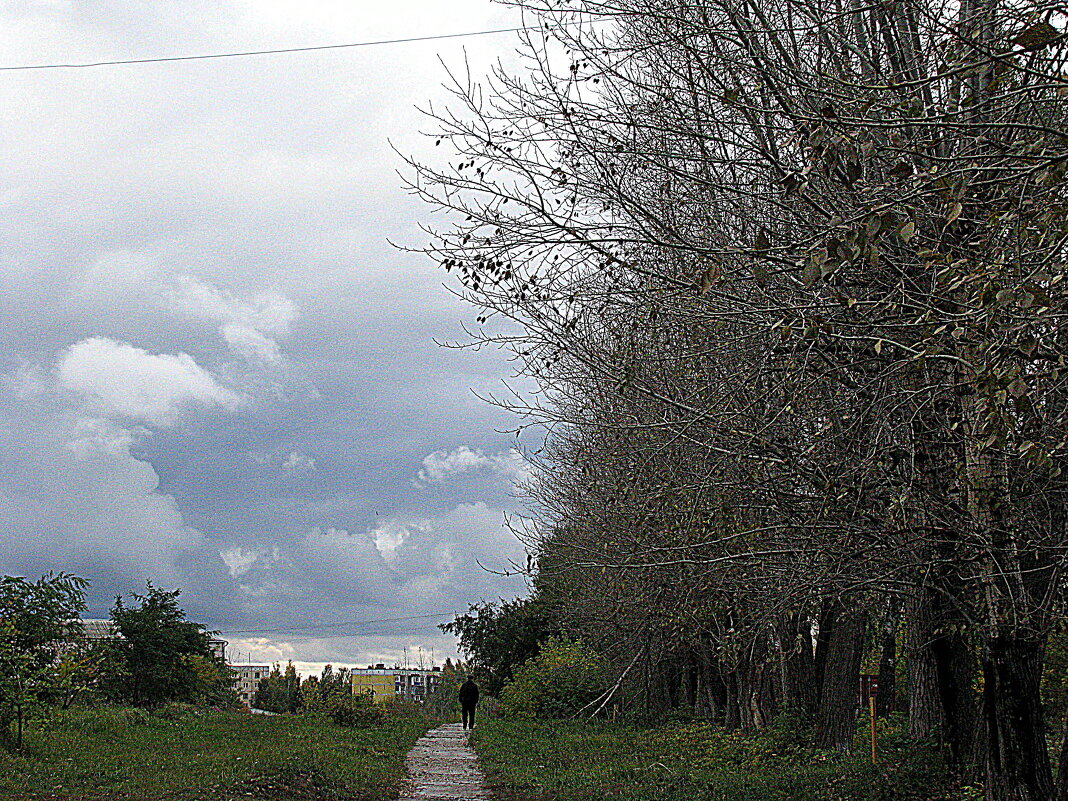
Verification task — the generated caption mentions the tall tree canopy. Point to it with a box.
[410,1,1068,798]
[442,598,560,694]
[104,584,231,707]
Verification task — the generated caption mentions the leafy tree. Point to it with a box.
[101,584,229,707]
[424,658,466,719]
[0,572,87,746]
[50,650,105,711]
[441,598,560,695]
[188,653,239,709]
[253,662,303,714]
[499,637,606,719]
[301,664,351,712]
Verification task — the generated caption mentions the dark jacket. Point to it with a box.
[459,679,480,707]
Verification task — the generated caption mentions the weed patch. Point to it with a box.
[0,705,431,800]
[473,718,958,801]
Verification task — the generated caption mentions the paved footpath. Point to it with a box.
[397,722,492,801]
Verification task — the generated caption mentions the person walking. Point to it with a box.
[459,676,480,730]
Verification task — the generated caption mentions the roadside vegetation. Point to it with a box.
[0,703,429,800]
[1,572,237,750]
[448,596,1068,800]
[473,717,956,801]
[463,618,966,798]
[0,572,437,799]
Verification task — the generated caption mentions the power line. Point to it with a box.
[0,26,531,72]
[213,611,455,635]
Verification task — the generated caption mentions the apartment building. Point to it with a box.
[350,665,442,704]
[351,669,396,703]
[231,664,271,706]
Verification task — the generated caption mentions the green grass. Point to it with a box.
[471,717,958,801]
[0,705,432,800]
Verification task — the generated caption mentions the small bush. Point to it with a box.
[499,636,606,719]
[330,693,384,728]
[56,706,151,733]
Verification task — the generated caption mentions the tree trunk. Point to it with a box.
[959,370,1053,799]
[725,670,740,731]
[759,653,779,724]
[934,620,979,770]
[736,646,766,732]
[815,608,866,751]
[907,584,979,767]
[907,591,944,740]
[781,613,818,720]
[680,653,696,711]
[983,635,1053,801]
[700,652,727,722]
[875,602,898,718]
[813,600,840,708]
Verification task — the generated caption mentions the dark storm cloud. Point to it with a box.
[0,0,527,664]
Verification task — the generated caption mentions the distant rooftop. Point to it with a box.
[68,619,120,640]
[352,666,443,675]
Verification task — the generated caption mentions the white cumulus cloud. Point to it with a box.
[57,337,244,426]
[165,275,298,364]
[370,520,418,562]
[282,450,316,472]
[0,374,213,587]
[417,445,530,484]
[220,546,280,578]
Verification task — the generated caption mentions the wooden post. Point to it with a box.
[869,695,877,764]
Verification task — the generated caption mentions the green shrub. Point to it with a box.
[499,636,606,719]
[330,693,384,728]
[52,706,151,733]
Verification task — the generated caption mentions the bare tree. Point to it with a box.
[408,0,1068,797]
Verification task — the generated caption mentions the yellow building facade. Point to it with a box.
[351,671,396,704]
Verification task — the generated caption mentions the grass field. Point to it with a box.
[0,705,432,800]
[472,717,961,801]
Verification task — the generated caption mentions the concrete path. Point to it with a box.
[397,722,491,801]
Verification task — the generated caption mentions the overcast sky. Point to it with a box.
[0,0,532,674]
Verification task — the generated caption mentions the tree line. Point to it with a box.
[411,0,1068,798]
[253,662,362,715]
[0,573,235,746]
[252,660,466,727]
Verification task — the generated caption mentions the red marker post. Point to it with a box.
[868,677,879,764]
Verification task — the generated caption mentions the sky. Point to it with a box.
[0,0,533,674]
